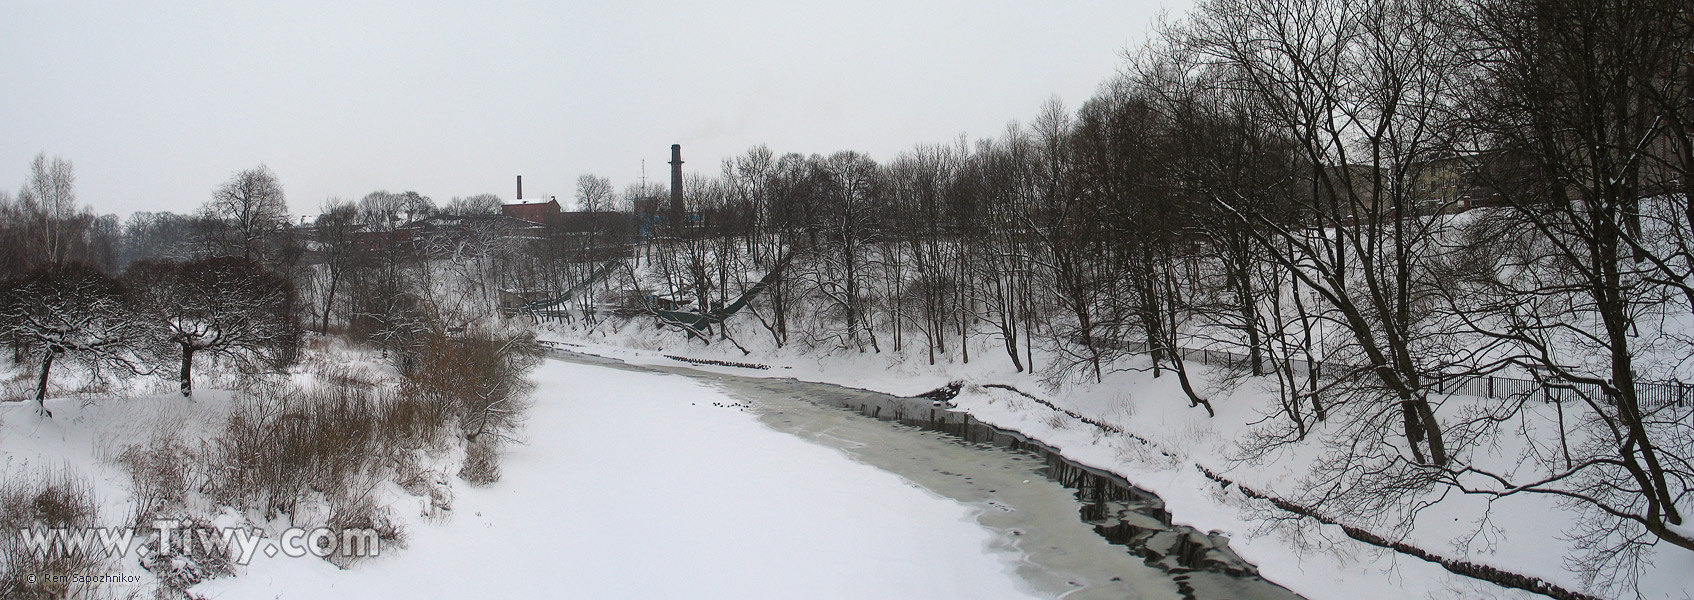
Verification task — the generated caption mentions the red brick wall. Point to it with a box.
[502,200,560,224]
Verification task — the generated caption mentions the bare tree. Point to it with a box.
[574,174,615,212]
[205,165,289,263]
[357,190,433,232]
[126,257,301,397]
[806,151,884,352]
[1436,0,1694,588]
[1186,0,1468,466]
[119,211,221,267]
[887,143,961,363]
[14,153,104,270]
[441,193,503,216]
[310,200,365,332]
[0,263,149,416]
[964,127,1041,372]
[0,190,25,281]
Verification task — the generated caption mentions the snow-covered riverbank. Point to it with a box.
[539,323,1694,600]
[191,357,1043,599]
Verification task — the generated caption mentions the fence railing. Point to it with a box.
[1089,337,1692,413]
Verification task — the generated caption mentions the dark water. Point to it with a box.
[544,348,1303,600]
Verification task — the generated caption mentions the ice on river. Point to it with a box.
[205,358,1042,599]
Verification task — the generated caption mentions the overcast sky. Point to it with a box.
[1,0,1187,218]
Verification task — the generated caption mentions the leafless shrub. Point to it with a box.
[398,329,538,490]
[1106,391,1138,421]
[0,371,30,404]
[115,430,200,526]
[392,458,432,497]
[305,334,334,354]
[457,438,503,486]
[209,384,383,519]
[407,330,538,444]
[392,460,453,522]
[306,358,378,391]
[0,465,105,599]
[375,388,454,455]
[321,489,405,569]
[204,365,463,553]
[139,514,235,597]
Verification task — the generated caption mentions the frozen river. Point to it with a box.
[211,353,1296,599]
[208,355,1048,598]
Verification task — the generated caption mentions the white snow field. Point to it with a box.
[197,358,1044,599]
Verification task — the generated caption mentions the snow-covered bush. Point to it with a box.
[0,263,151,416]
[115,429,201,526]
[209,384,385,519]
[0,466,106,599]
[407,330,538,444]
[321,490,405,569]
[457,437,502,486]
[138,514,236,597]
[124,256,302,398]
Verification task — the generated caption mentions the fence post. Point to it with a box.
[1488,376,1495,398]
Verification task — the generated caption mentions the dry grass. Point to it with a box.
[114,430,200,526]
[457,437,503,486]
[202,380,418,567]
[0,465,106,600]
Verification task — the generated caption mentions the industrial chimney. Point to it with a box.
[516,175,523,201]
[669,144,684,222]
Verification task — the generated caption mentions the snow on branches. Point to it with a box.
[0,263,150,415]
[125,256,301,397]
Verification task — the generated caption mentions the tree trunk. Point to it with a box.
[1414,397,1447,467]
[320,272,340,332]
[180,346,196,397]
[35,349,54,417]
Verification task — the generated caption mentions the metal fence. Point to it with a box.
[1090,337,1692,413]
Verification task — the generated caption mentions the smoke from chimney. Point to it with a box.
[669,144,684,221]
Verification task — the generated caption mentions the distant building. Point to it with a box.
[395,213,549,256]
[555,211,629,234]
[629,194,703,239]
[502,198,563,225]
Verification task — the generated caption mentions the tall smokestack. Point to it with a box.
[516,175,523,200]
[669,144,684,222]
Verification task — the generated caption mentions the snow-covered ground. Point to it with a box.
[4,333,1285,599]
[0,357,1049,599]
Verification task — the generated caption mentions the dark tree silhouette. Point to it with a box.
[204,165,289,264]
[126,257,301,397]
[0,263,148,416]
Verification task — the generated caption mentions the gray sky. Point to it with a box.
[1,0,1186,218]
